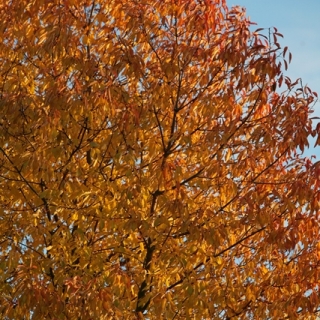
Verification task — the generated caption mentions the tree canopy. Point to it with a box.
[0,0,320,319]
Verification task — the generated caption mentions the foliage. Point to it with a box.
[0,0,320,319]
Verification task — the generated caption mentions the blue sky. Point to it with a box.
[229,0,320,159]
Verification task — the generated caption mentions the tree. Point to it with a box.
[0,0,319,318]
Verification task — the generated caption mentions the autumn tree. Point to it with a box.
[1,0,320,319]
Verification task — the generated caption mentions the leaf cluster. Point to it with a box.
[0,0,319,319]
